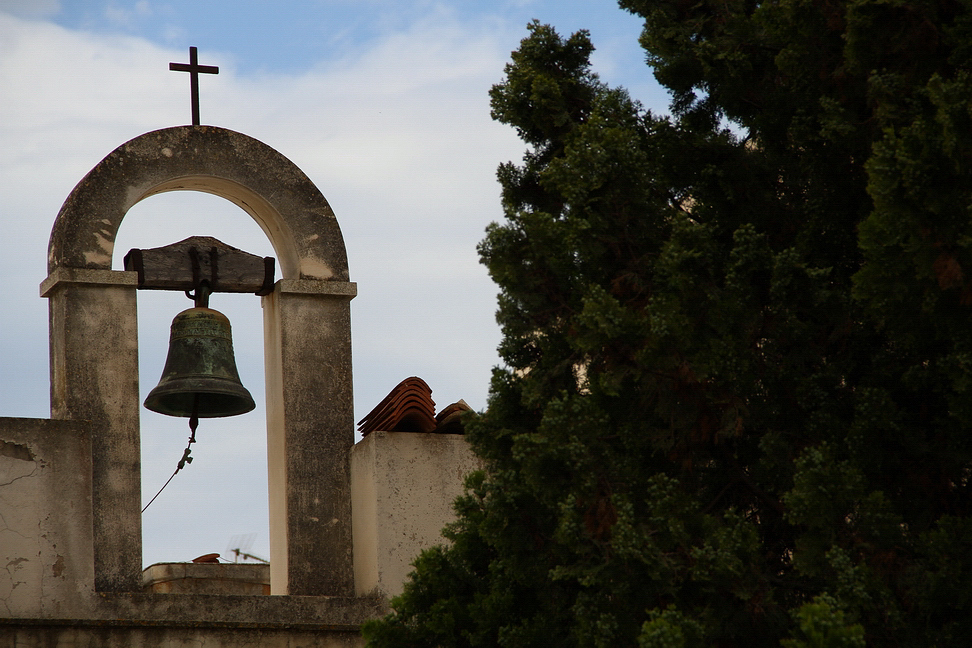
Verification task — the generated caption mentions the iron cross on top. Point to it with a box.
[169,46,219,126]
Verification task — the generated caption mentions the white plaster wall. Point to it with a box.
[350,431,482,599]
[0,418,95,618]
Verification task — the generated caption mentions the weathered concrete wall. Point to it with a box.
[350,432,483,599]
[0,591,383,647]
[0,626,364,648]
[0,627,363,648]
[0,418,95,619]
[142,563,270,595]
[0,418,383,641]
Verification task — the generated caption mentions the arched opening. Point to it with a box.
[112,191,274,569]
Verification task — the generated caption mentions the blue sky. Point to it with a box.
[0,1,669,568]
[38,1,653,77]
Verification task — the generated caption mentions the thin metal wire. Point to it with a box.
[142,466,181,513]
[141,395,200,514]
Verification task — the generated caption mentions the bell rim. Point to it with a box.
[144,382,256,418]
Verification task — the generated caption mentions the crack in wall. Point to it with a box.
[0,465,39,488]
[1,556,28,616]
[1,446,48,617]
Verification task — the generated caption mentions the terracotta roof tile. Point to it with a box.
[357,377,436,436]
[435,399,472,435]
[357,377,472,436]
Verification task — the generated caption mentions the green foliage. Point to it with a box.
[638,607,705,648]
[364,4,972,647]
[781,596,866,648]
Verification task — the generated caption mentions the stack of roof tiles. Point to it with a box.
[357,376,471,437]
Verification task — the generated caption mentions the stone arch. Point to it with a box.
[42,126,356,597]
[48,125,348,281]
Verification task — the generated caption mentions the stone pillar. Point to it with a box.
[40,268,141,593]
[263,278,357,596]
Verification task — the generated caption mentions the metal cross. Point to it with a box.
[169,46,219,126]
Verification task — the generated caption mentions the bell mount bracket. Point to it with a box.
[123,236,275,299]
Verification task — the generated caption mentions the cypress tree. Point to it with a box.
[364,3,972,645]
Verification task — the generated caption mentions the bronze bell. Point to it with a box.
[144,306,255,418]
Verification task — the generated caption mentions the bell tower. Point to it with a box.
[1,46,487,645]
[42,125,358,596]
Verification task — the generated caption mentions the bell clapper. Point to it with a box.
[179,394,200,469]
